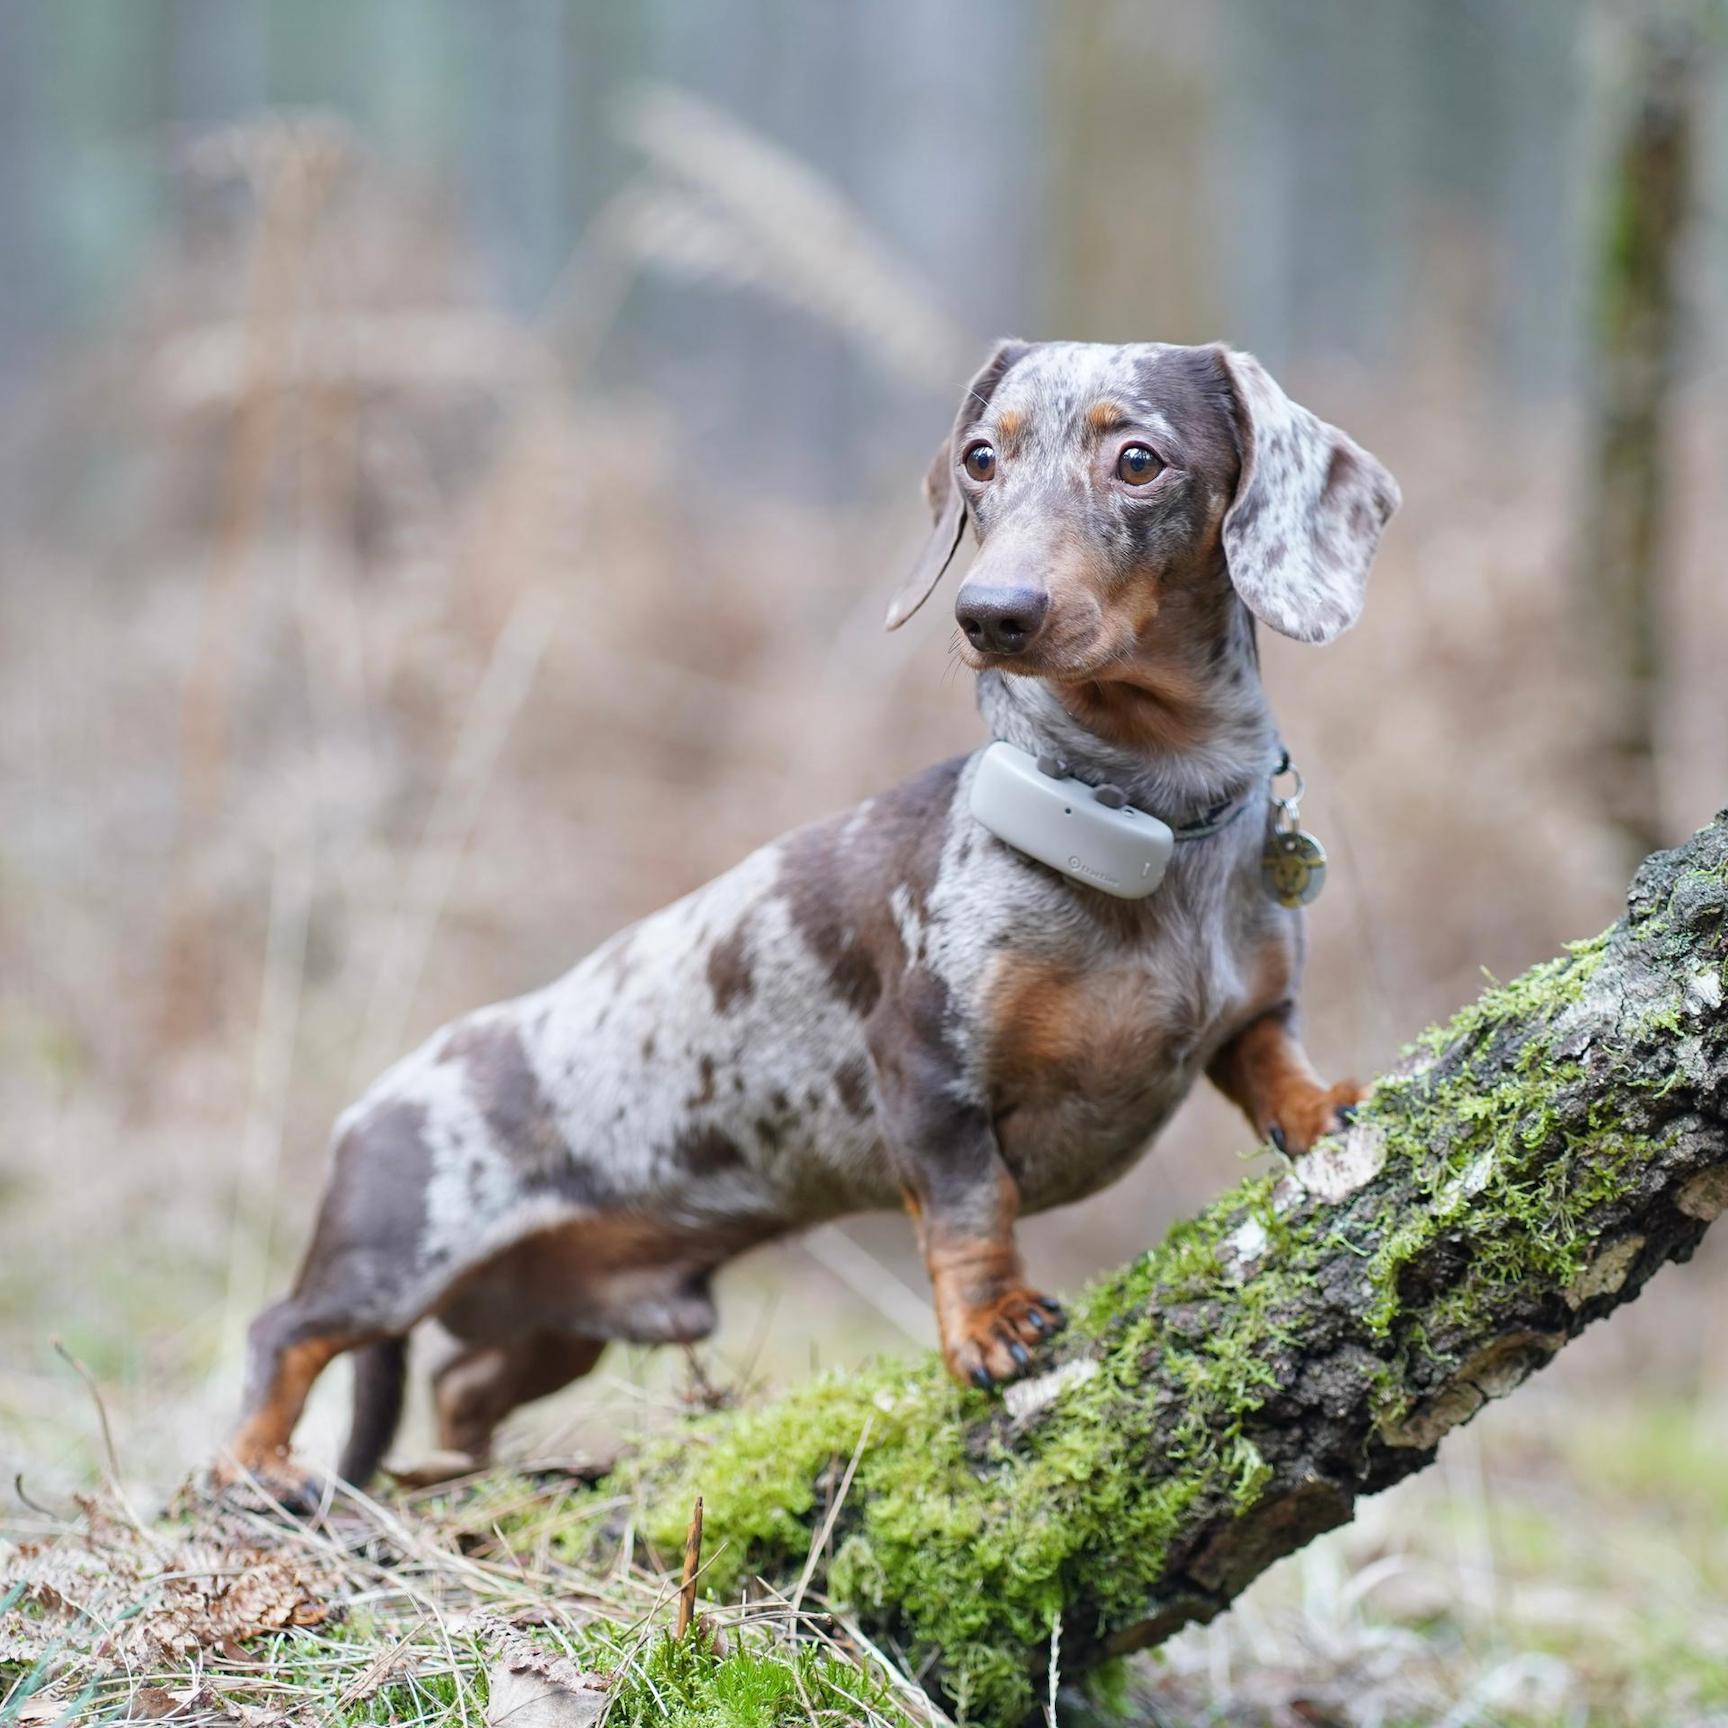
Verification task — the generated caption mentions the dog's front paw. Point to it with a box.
[1267,1078,1364,1157]
[942,1286,1067,1391]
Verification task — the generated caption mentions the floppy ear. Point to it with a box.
[1213,347,1400,644]
[884,339,1031,631]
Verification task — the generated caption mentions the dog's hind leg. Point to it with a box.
[429,1331,606,1474]
[339,1336,409,1487]
[219,1098,446,1496]
[220,1298,367,1498]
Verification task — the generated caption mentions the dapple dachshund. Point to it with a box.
[221,340,1399,1492]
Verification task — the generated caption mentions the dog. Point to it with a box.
[221,339,1398,1492]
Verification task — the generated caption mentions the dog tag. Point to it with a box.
[1262,827,1327,908]
[1262,759,1326,907]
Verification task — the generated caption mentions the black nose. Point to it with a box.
[954,583,1050,656]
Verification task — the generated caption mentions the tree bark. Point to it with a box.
[620,811,1728,1723]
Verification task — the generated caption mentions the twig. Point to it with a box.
[48,1340,162,1556]
[50,1342,120,1482]
[675,1495,703,1639]
[680,1345,726,1410]
[1043,1612,1061,1728]
[12,1473,60,1520]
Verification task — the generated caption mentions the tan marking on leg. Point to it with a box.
[906,1174,1064,1388]
[225,1335,344,1477]
[1208,1011,1361,1155]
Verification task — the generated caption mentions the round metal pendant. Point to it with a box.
[1262,829,1327,908]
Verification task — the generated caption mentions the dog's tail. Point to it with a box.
[338,1336,408,1487]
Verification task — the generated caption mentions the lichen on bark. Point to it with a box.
[534,811,1728,1725]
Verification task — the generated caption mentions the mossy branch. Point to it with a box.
[596,812,1728,1724]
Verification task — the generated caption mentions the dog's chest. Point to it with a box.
[971,873,1258,1210]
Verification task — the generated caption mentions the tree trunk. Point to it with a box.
[616,809,1728,1723]
[1580,22,1700,866]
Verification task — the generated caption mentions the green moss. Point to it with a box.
[1362,925,1685,1390]
[1409,932,1606,1065]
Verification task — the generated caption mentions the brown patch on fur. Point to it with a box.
[1207,1008,1360,1154]
[1062,668,1212,756]
[432,1209,779,1359]
[776,760,962,1019]
[1324,443,1359,495]
[831,948,882,1016]
[687,1053,718,1109]
[833,1057,872,1120]
[706,926,754,1014]
[995,406,1026,450]
[293,1100,446,1300]
[673,1124,745,1175]
[986,953,1179,1113]
[443,1215,724,1306]
[438,1021,568,1172]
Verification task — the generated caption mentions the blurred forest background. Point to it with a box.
[2,1,1727,1718]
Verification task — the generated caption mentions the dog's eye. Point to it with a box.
[963,441,997,482]
[1116,444,1162,485]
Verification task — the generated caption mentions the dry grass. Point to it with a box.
[2,94,1727,1726]
[1,1457,951,1727]
[4,1373,1727,1726]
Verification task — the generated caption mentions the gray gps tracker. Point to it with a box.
[968,742,1174,899]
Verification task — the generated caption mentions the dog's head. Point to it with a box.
[885,341,1400,679]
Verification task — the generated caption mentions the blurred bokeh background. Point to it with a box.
[2,2,1726,1717]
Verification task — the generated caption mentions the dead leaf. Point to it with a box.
[486,1664,608,1728]
[14,1699,70,1726]
[103,1682,243,1724]
[128,1686,187,1719]
[486,1640,609,1728]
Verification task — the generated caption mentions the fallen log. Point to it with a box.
[606,809,1728,1723]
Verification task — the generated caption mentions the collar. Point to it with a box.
[1028,747,1284,842]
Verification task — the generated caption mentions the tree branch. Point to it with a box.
[611,810,1728,1723]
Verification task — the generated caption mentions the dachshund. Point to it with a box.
[220,339,1398,1492]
